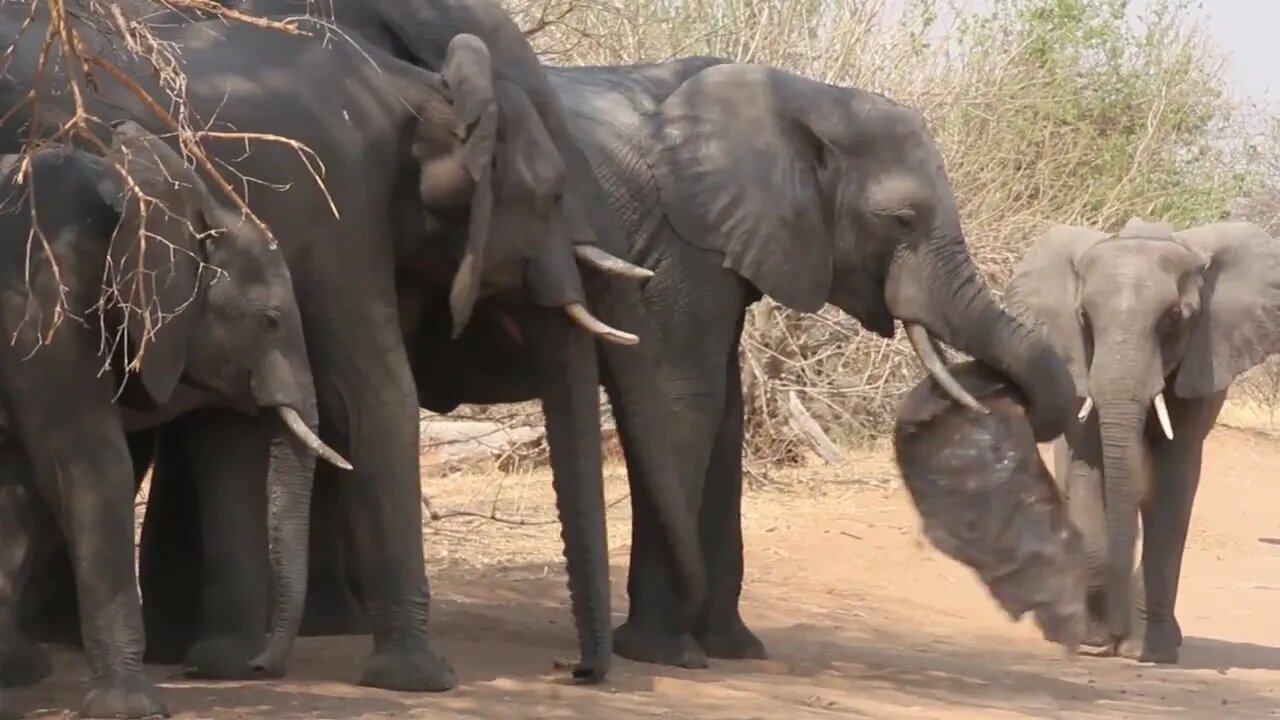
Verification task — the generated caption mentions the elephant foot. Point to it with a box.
[300,584,368,637]
[694,618,767,660]
[1132,620,1181,665]
[80,673,168,719]
[613,621,707,669]
[359,641,455,692]
[0,634,51,687]
[1081,614,1112,650]
[184,635,281,680]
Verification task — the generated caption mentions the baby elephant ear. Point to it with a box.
[1173,222,1280,398]
[895,361,1016,428]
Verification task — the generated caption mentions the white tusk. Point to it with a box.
[277,406,354,470]
[1153,392,1174,440]
[574,245,654,279]
[904,323,988,414]
[1077,396,1094,422]
[564,302,640,345]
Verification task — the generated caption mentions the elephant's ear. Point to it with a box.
[435,33,498,337]
[1173,222,1280,398]
[650,64,832,312]
[1004,225,1109,397]
[95,120,212,408]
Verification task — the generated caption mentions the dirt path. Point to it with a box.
[12,417,1280,718]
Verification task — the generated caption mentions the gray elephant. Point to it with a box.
[533,59,1078,665]
[0,6,694,693]
[1005,217,1280,663]
[0,124,348,718]
[247,56,1076,668]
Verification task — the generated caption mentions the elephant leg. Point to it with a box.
[174,410,275,679]
[25,425,165,717]
[139,427,204,665]
[0,451,51,688]
[615,250,743,666]
[299,464,369,637]
[1130,391,1224,664]
[1060,416,1110,649]
[692,325,765,660]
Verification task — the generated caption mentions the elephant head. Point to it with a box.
[1005,217,1280,645]
[648,65,1075,441]
[411,33,646,343]
[97,120,349,674]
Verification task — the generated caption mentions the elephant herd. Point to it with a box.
[0,0,1276,718]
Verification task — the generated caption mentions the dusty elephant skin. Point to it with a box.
[0,1,690,695]
[1005,218,1280,663]
[893,361,1087,652]
[0,124,347,719]
[122,0,713,681]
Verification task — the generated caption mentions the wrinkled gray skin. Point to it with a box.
[1,4,694,693]
[131,0,709,678]
[0,127,341,718]
[1006,218,1280,663]
[374,59,1078,666]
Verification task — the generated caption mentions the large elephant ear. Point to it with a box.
[1004,225,1109,397]
[1173,221,1280,398]
[95,120,213,408]
[650,64,832,312]
[435,33,498,338]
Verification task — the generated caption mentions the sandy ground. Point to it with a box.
[11,404,1280,719]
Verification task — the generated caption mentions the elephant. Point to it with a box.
[223,56,1079,668]
[0,123,349,717]
[893,360,1087,652]
[0,6,696,691]
[1004,217,1280,663]
[121,0,712,677]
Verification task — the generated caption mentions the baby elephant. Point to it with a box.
[893,360,1086,651]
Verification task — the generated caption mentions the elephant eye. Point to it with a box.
[891,209,916,232]
[263,309,283,333]
[1156,305,1183,335]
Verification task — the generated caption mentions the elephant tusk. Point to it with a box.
[904,323,988,414]
[1153,392,1174,440]
[564,303,640,345]
[277,406,354,470]
[573,245,654,279]
[1077,396,1094,422]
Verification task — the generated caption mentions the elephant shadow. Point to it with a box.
[1173,636,1280,672]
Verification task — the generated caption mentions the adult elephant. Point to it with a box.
[272,56,1079,668]
[533,59,1079,664]
[1005,217,1280,663]
[0,10,678,692]
[132,0,712,674]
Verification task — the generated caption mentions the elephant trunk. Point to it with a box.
[1093,396,1145,646]
[922,242,1075,443]
[246,350,343,676]
[526,307,612,682]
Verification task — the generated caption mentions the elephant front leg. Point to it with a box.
[0,455,51,688]
[323,341,454,692]
[692,342,765,660]
[1126,392,1222,664]
[28,429,167,718]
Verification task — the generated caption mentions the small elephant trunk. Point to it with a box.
[246,350,325,677]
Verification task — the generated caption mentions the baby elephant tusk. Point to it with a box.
[573,245,654,279]
[904,323,988,414]
[1152,392,1174,440]
[277,406,354,470]
[564,303,640,345]
[1077,396,1094,422]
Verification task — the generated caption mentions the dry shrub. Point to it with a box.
[461,0,1270,471]
[7,0,316,381]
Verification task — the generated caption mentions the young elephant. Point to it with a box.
[0,122,349,718]
[893,361,1087,651]
[1005,218,1280,663]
